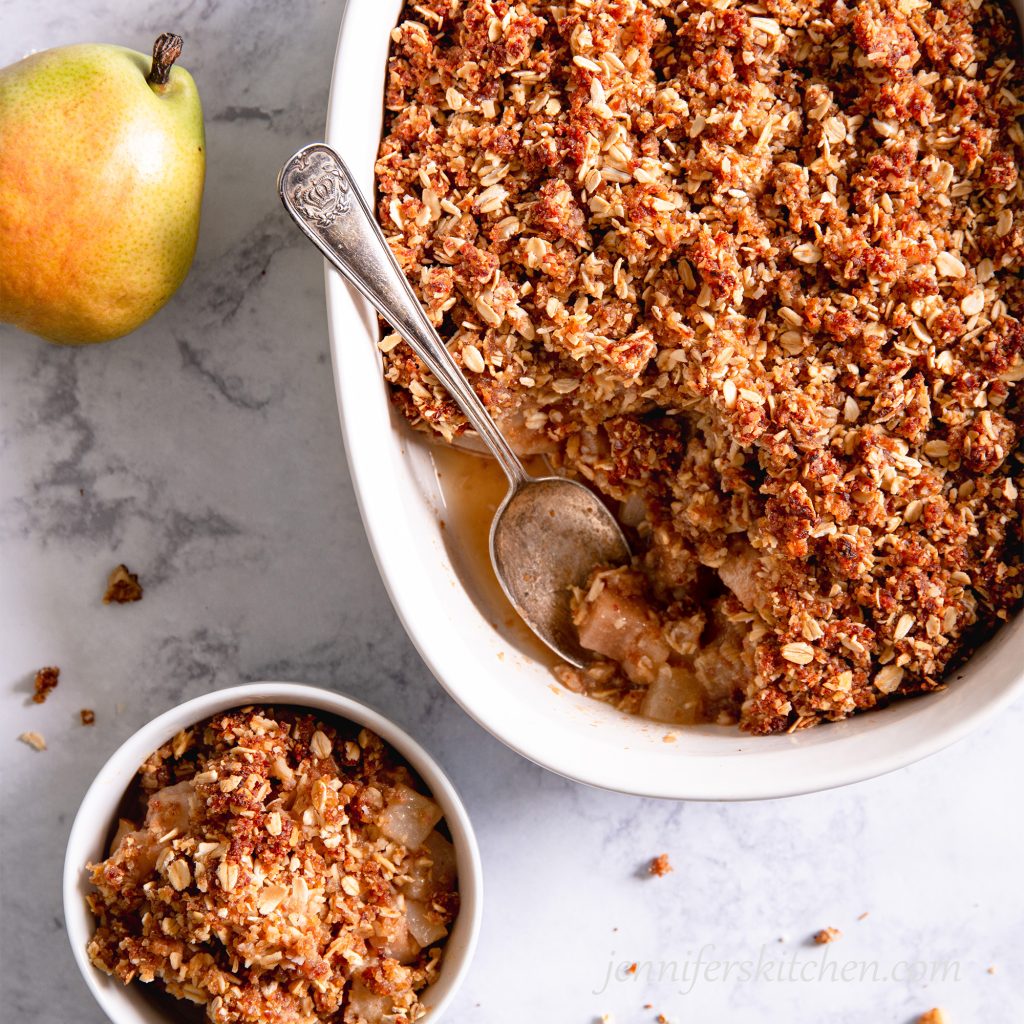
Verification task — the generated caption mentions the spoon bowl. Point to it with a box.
[279,143,630,666]
[491,476,630,666]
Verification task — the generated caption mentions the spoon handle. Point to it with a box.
[279,143,528,487]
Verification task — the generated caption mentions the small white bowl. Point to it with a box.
[63,682,482,1024]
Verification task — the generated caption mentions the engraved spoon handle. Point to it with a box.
[279,143,528,487]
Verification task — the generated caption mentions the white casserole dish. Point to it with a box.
[323,0,1024,800]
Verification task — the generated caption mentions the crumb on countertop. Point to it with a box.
[918,1010,947,1024]
[32,665,60,704]
[80,709,96,726]
[649,853,673,877]
[103,564,143,605]
[857,911,870,921]
[814,927,842,945]
[19,731,46,751]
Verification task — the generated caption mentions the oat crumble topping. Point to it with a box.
[86,707,459,1024]
[103,564,144,605]
[32,665,59,704]
[648,852,673,876]
[377,0,1024,733]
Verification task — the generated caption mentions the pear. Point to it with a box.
[0,34,204,345]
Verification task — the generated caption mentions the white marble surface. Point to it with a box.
[1,2,1023,1022]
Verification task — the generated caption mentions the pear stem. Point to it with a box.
[147,33,183,88]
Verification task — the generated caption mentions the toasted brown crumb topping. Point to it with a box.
[86,706,459,1024]
[103,564,144,605]
[32,665,60,704]
[648,853,673,877]
[377,0,1024,734]
[80,708,96,726]
[813,926,842,944]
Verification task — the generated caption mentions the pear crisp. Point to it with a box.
[376,0,1024,733]
[85,707,460,1024]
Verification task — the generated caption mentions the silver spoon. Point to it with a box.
[278,143,630,667]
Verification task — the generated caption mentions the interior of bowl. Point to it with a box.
[324,0,1024,800]
[63,683,481,1023]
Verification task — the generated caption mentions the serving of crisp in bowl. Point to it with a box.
[63,683,482,1024]
[324,0,1024,799]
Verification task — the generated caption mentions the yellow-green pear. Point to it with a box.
[0,34,205,345]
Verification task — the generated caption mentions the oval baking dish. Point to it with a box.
[322,0,1024,800]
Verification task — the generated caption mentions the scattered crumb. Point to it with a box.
[857,911,870,921]
[649,853,673,877]
[918,1010,947,1024]
[32,665,60,704]
[987,965,997,975]
[813,927,842,945]
[103,564,143,604]
[80,709,96,726]
[656,1016,669,1024]
[627,962,638,975]
[18,731,46,751]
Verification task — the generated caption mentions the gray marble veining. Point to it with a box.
[1,3,1022,1022]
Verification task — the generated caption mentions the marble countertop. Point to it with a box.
[2,2,1022,1022]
